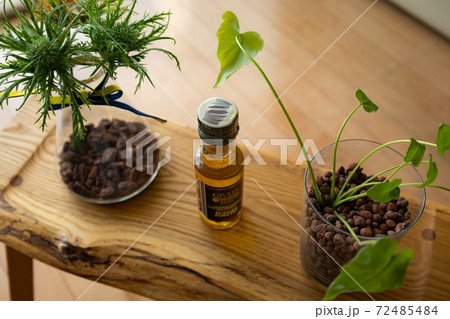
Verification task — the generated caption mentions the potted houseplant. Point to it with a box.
[213,11,450,300]
[0,0,180,203]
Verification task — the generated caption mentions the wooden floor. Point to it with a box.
[0,0,449,300]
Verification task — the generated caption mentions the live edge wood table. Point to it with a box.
[0,102,449,301]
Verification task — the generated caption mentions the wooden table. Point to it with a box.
[0,101,449,301]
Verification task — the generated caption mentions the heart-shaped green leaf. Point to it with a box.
[404,138,426,167]
[355,89,378,113]
[436,123,450,156]
[323,238,413,300]
[366,178,401,203]
[417,154,438,188]
[214,11,264,88]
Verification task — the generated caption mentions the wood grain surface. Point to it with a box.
[1,0,449,300]
[0,101,449,300]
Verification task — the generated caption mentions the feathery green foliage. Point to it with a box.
[80,0,180,91]
[0,0,179,141]
[0,0,98,136]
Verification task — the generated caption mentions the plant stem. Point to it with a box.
[330,102,362,202]
[338,182,379,199]
[362,165,401,183]
[71,106,81,152]
[360,239,378,246]
[334,192,368,207]
[336,139,436,200]
[337,160,431,200]
[338,164,402,200]
[400,183,450,191]
[235,36,324,205]
[334,182,449,207]
[339,163,407,201]
[385,162,408,181]
[334,211,362,245]
[333,211,377,247]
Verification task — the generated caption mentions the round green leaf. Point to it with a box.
[323,238,413,300]
[355,89,379,113]
[418,154,438,188]
[436,123,450,156]
[366,178,401,203]
[214,11,264,88]
[404,138,426,167]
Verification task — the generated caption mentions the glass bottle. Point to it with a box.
[194,97,244,229]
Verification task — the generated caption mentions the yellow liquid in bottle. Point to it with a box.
[194,143,244,229]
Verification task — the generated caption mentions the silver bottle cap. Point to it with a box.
[197,97,239,144]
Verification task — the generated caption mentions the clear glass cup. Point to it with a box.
[55,69,161,204]
[300,139,425,288]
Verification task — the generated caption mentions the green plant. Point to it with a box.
[213,11,450,299]
[0,0,179,148]
[79,0,179,91]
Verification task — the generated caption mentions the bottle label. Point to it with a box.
[197,178,243,222]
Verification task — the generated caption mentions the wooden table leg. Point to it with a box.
[6,246,34,301]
